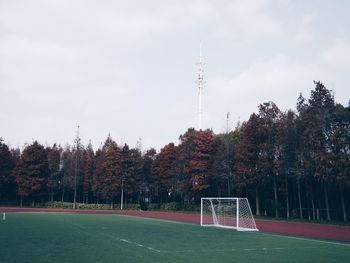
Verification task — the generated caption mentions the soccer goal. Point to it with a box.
[201,198,258,231]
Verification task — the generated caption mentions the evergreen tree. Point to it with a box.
[0,138,16,202]
[47,144,62,203]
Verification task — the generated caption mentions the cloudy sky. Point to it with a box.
[1,0,349,151]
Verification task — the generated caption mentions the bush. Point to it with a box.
[77,203,110,210]
[160,202,180,211]
[44,202,74,209]
[122,203,140,210]
[183,203,201,212]
[148,203,160,210]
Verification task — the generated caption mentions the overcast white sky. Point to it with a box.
[1,0,349,151]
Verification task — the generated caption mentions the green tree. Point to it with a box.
[258,101,282,218]
[0,138,16,202]
[47,144,62,203]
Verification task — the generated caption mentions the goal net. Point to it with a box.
[201,198,258,231]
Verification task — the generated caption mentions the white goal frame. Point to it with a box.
[200,197,258,231]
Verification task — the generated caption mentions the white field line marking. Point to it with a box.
[72,223,161,253]
[167,245,350,254]
[119,238,160,253]
[259,232,350,247]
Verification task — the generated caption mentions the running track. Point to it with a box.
[1,207,349,243]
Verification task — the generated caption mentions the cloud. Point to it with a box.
[321,39,350,69]
[206,55,330,127]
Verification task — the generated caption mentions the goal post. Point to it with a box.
[201,197,258,231]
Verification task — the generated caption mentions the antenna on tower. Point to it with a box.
[226,112,230,134]
[196,42,205,130]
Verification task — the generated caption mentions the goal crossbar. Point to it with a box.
[201,197,258,231]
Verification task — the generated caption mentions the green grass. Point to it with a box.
[0,213,349,263]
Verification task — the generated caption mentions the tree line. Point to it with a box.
[0,81,349,222]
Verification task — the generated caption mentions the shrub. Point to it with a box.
[160,202,180,211]
[148,203,160,210]
[122,203,140,210]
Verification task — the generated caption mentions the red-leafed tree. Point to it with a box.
[177,128,214,202]
[13,141,49,206]
[92,148,103,203]
[151,143,178,203]
[99,135,122,208]
[235,113,266,216]
[82,141,94,203]
[121,144,143,203]
[176,128,197,204]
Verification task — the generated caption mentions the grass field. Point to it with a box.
[0,213,349,263]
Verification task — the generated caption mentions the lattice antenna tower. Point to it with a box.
[196,42,205,130]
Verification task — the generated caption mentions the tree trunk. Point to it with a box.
[20,197,23,207]
[73,186,77,209]
[297,178,303,219]
[61,186,65,202]
[255,186,260,216]
[324,186,331,221]
[51,189,54,203]
[273,173,279,219]
[227,176,231,197]
[306,192,311,220]
[285,174,290,219]
[311,191,315,220]
[110,198,114,209]
[340,186,347,222]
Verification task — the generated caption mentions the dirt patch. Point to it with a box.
[1,207,349,243]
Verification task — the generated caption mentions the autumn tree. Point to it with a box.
[176,128,197,204]
[151,143,178,203]
[179,129,214,202]
[99,135,122,208]
[82,141,94,203]
[235,113,266,216]
[92,148,104,203]
[13,141,49,206]
[121,144,144,203]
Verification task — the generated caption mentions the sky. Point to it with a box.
[1,0,349,151]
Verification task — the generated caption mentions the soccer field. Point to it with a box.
[0,213,349,263]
